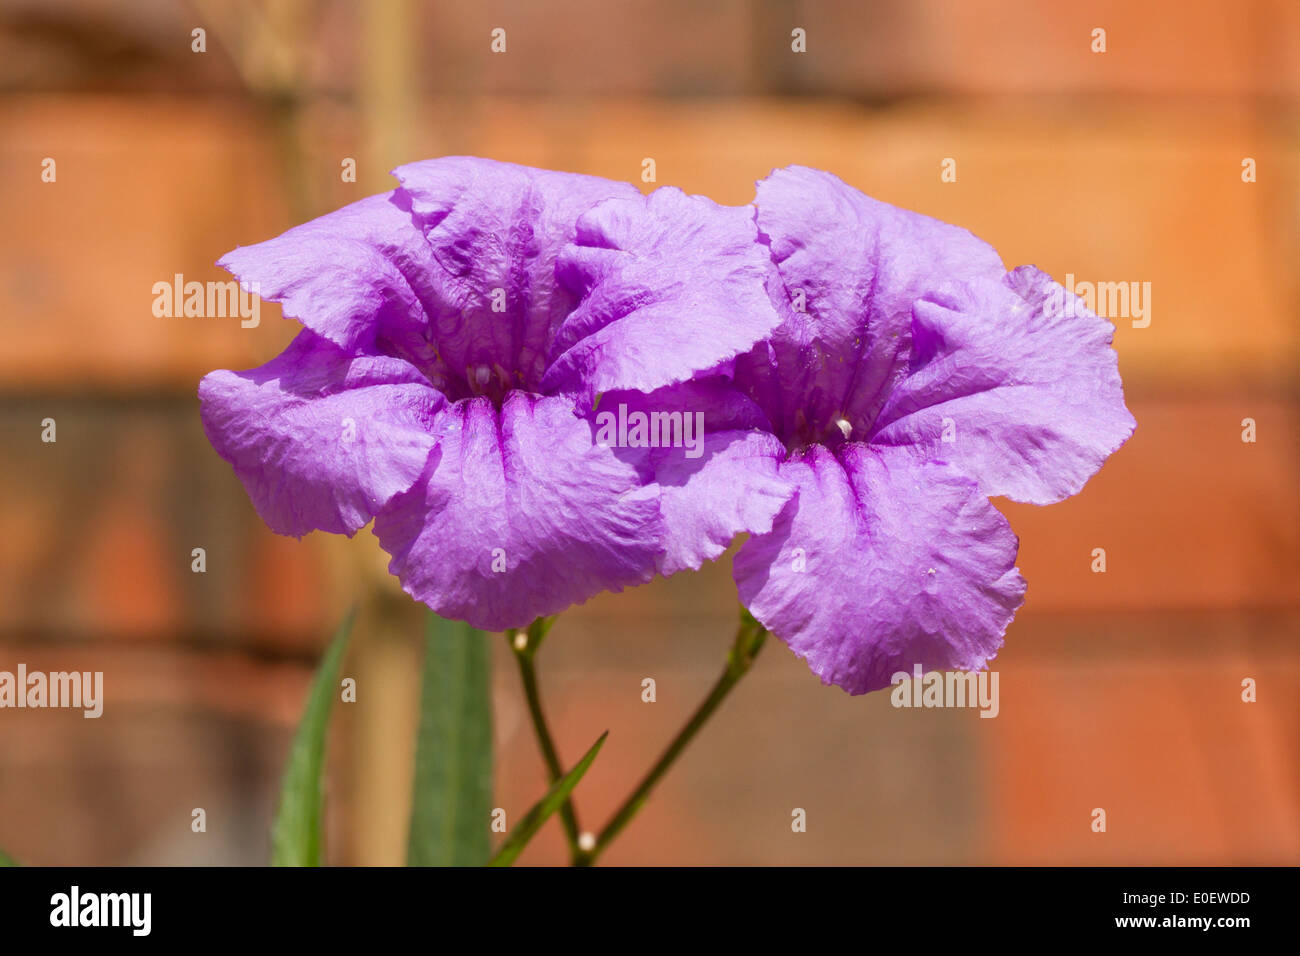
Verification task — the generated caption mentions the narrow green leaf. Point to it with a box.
[488,731,608,867]
[406,612,493,866]
[270,608,355,867]
[0,848,20,866]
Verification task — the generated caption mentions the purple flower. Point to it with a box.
[199,157,783,630]
[615,166,1137,693]
[200,156,1134,693]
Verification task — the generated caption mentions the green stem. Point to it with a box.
[574,610,767,866]
[506,616,583,860]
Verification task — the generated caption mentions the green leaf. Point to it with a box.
[406,612,493,866]
[488,731,608,867]
[270,608,355,866]
[0,847,20,866]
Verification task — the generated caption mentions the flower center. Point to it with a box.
[376,329,539,408]
[781,407,857,455]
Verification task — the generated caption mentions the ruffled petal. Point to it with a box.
[651,430,791,575]
[540,187,783,398]
[869,266,1137,504]
[218,192,440,354]
[198,330,445,537]
[740,165,1006,444]
[733,443,1026,695]
[372,391,663,630]
[593,380,794,575]
[392,157,640,394]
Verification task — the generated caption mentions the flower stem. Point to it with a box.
[506,616,584,860]
[574,610,767,866]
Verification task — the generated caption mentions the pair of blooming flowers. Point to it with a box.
[199,158,1134,695]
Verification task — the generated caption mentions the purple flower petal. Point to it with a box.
[740,165,1006,447]
[541,187,783,398]
[392,157,640,395]
[733,442,1026,695]
[372,392,663,630]
[218,192,440,354]
[594,380,794,575]
[198,331,445,537]
[651,430,792,575]
[869,266,1136,504]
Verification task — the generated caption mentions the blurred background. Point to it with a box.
[0,0,1296,865]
